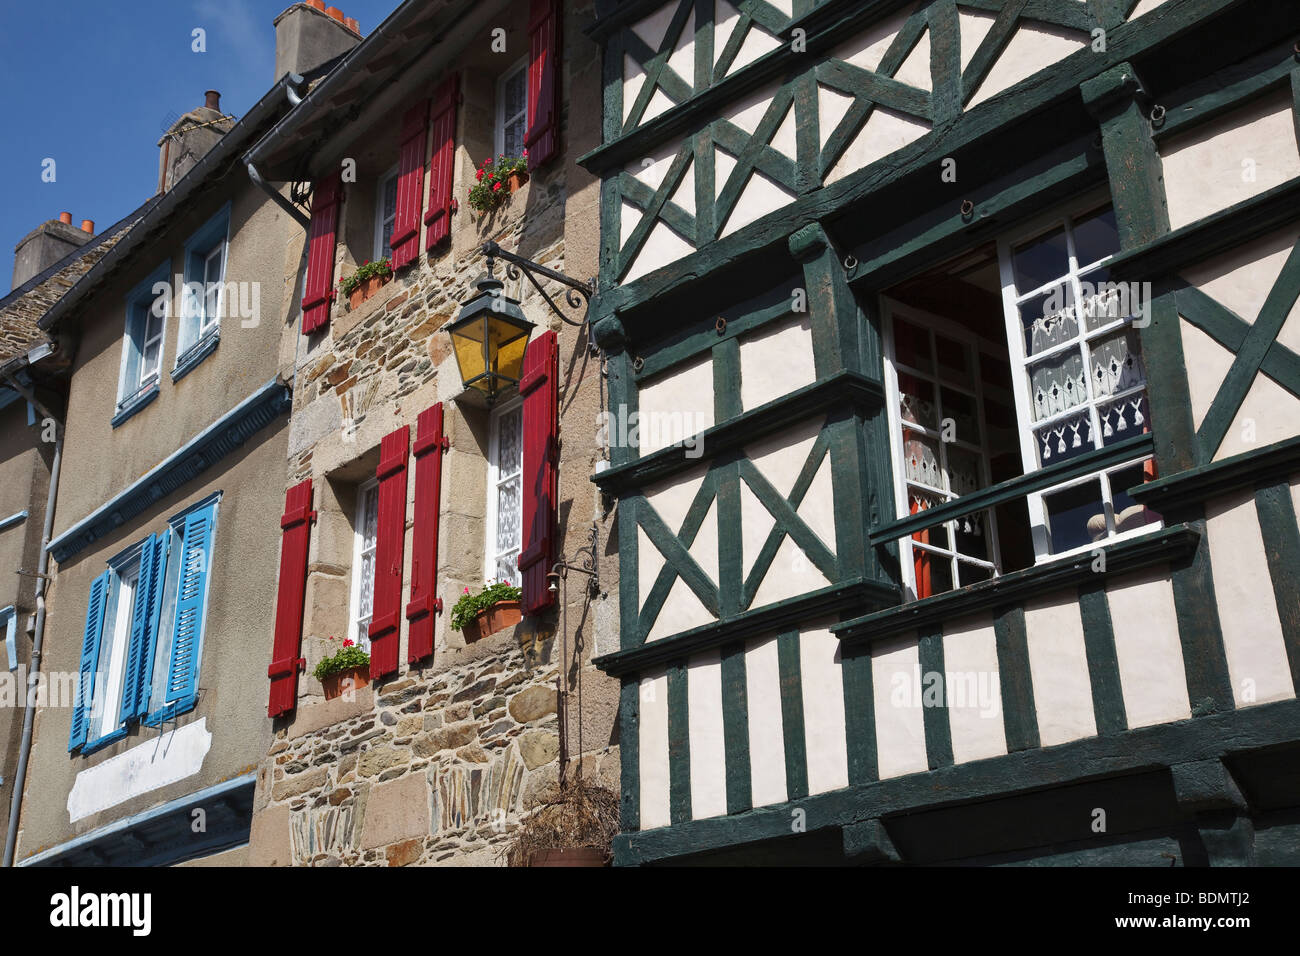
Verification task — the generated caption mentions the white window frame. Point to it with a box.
[484,398,524,587]
[199,242,226,339]
[348,477,380,650]
[882,299,1008,601]
[495,57,530,160]
[373,165,400,263]
[995,194,1160,562]
[89,554,140,743]
[1,606,17,672]
[116,265,170,411]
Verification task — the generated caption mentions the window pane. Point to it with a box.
[505,118,527,162]
[497,406,523,476]
[1028,348,1087,421]
[953,510,991,561]
[940,387,980,445]
[497,476,522,553]
[893,318,932,372]
[1044,479,1104,553]
[902,432,942,489]
[1034,409,1094,466]
[1097,393,1149,445]
[957,561,992,587]
[1089,328,1146,399]
[1012,226,1069,292]
[934,334,973,390]
[1072,206,1119,267]
[1020,285,1078,356]
[898,372,937,429]
[945,446,984,497]
[1109,462,1159,534]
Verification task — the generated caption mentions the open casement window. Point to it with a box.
[1,606,15,672]
[883,302,1012,600]
[997,203,1159,559]
[373,166,399,263]
[486,399,524,587]
[348,477,380,649]
[178,204,229,369]
[496,58,529,161]
[115,262,171,418]
[86,555,139,748]
[880,198,1161,602]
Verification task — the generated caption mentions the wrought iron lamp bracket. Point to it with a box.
[480,241,596,340]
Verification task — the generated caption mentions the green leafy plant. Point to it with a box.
[467,153,528,213]
[338,257,393,298]
[312,636,370,681]
[450,580,522,631]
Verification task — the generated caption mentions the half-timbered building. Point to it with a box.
[585,0,1300,864]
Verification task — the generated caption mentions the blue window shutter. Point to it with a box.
[165,503,216,709]
[120,532,170,723]
[68,572,110,752]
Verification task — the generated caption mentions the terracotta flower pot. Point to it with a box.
[463,600,522,644]
[346,273,392,309]
[527,847,608,867]
[506,169,529,193]
[321,664,370,700]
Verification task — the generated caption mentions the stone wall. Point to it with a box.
[253,626,618,867]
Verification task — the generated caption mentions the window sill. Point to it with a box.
[171,329,220,383]
[833,523,1201,647]
[111,382,160,428]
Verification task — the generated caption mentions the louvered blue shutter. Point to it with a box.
[68,572,110,752]
[120,531,170,723]
[165,502,216,711]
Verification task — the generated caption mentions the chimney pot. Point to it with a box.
[81,220,95,234]
[345,16,359,33]
[205,90,221,111]
[326,6,344,22]
[307,0,325,9]
[58,212,72,225]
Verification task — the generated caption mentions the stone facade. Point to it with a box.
[249,0,620,866]
[255,627,618,867]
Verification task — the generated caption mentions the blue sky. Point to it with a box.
[0,0,399,284]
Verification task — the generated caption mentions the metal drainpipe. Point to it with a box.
[2,393,62,868]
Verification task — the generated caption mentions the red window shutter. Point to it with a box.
[424,74,459,251]
[301,172,343,335]
[525,0,561,168]
[269,480,315,718]
[518,330,559,615]
[390,99,429,271]
[406,403,448,663]
[369,425,409,678]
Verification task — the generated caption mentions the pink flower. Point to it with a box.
[493,182,502,192]
[475,168,483,181]
[464,586,470,594]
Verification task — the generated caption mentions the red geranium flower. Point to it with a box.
[493,181,502,191]
[342,638,354,648]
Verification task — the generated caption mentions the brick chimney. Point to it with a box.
[157,90,235,194]
[274,2,361,81]
[11,214,94,291]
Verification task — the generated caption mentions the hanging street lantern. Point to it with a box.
[445,273,535,404]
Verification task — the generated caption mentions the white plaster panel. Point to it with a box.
[1106,567,1192,727]
[637,357,714,454]
[818,84,854,149]
[1160,89,1300,232]
[967,21,1088,109]
[892,28,931,91]
[68,718,213,822]
[666,7,695,87]
[829,3,912,73]
[644,463,708,533]
[638,669,671,829]
[645,575,716,642]
[738,313,817,410]
[740,480,777,581]
[719,169,796,237]
[799,621,849,795]
[941,614,1007,764]
[687,650,728,819]
[750,535,831,609]
[1024,592,1098,747]
[726,21,781,75]
[1179,225,1300,338]
[1204,488,1296,706]
[796,457,837,553]
[1213,370,1300,461]
[958,9,995,72]
[623,220,695,283]
[637,525,665,613]
[827,106,930,184]
[1129,0,1172,18]
[689,498,720,586]
[872,634,929,779]
[745,634,788,807]
[1292,474,1300,538]
[746,417,822,499]
[1179,318,1235,431]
